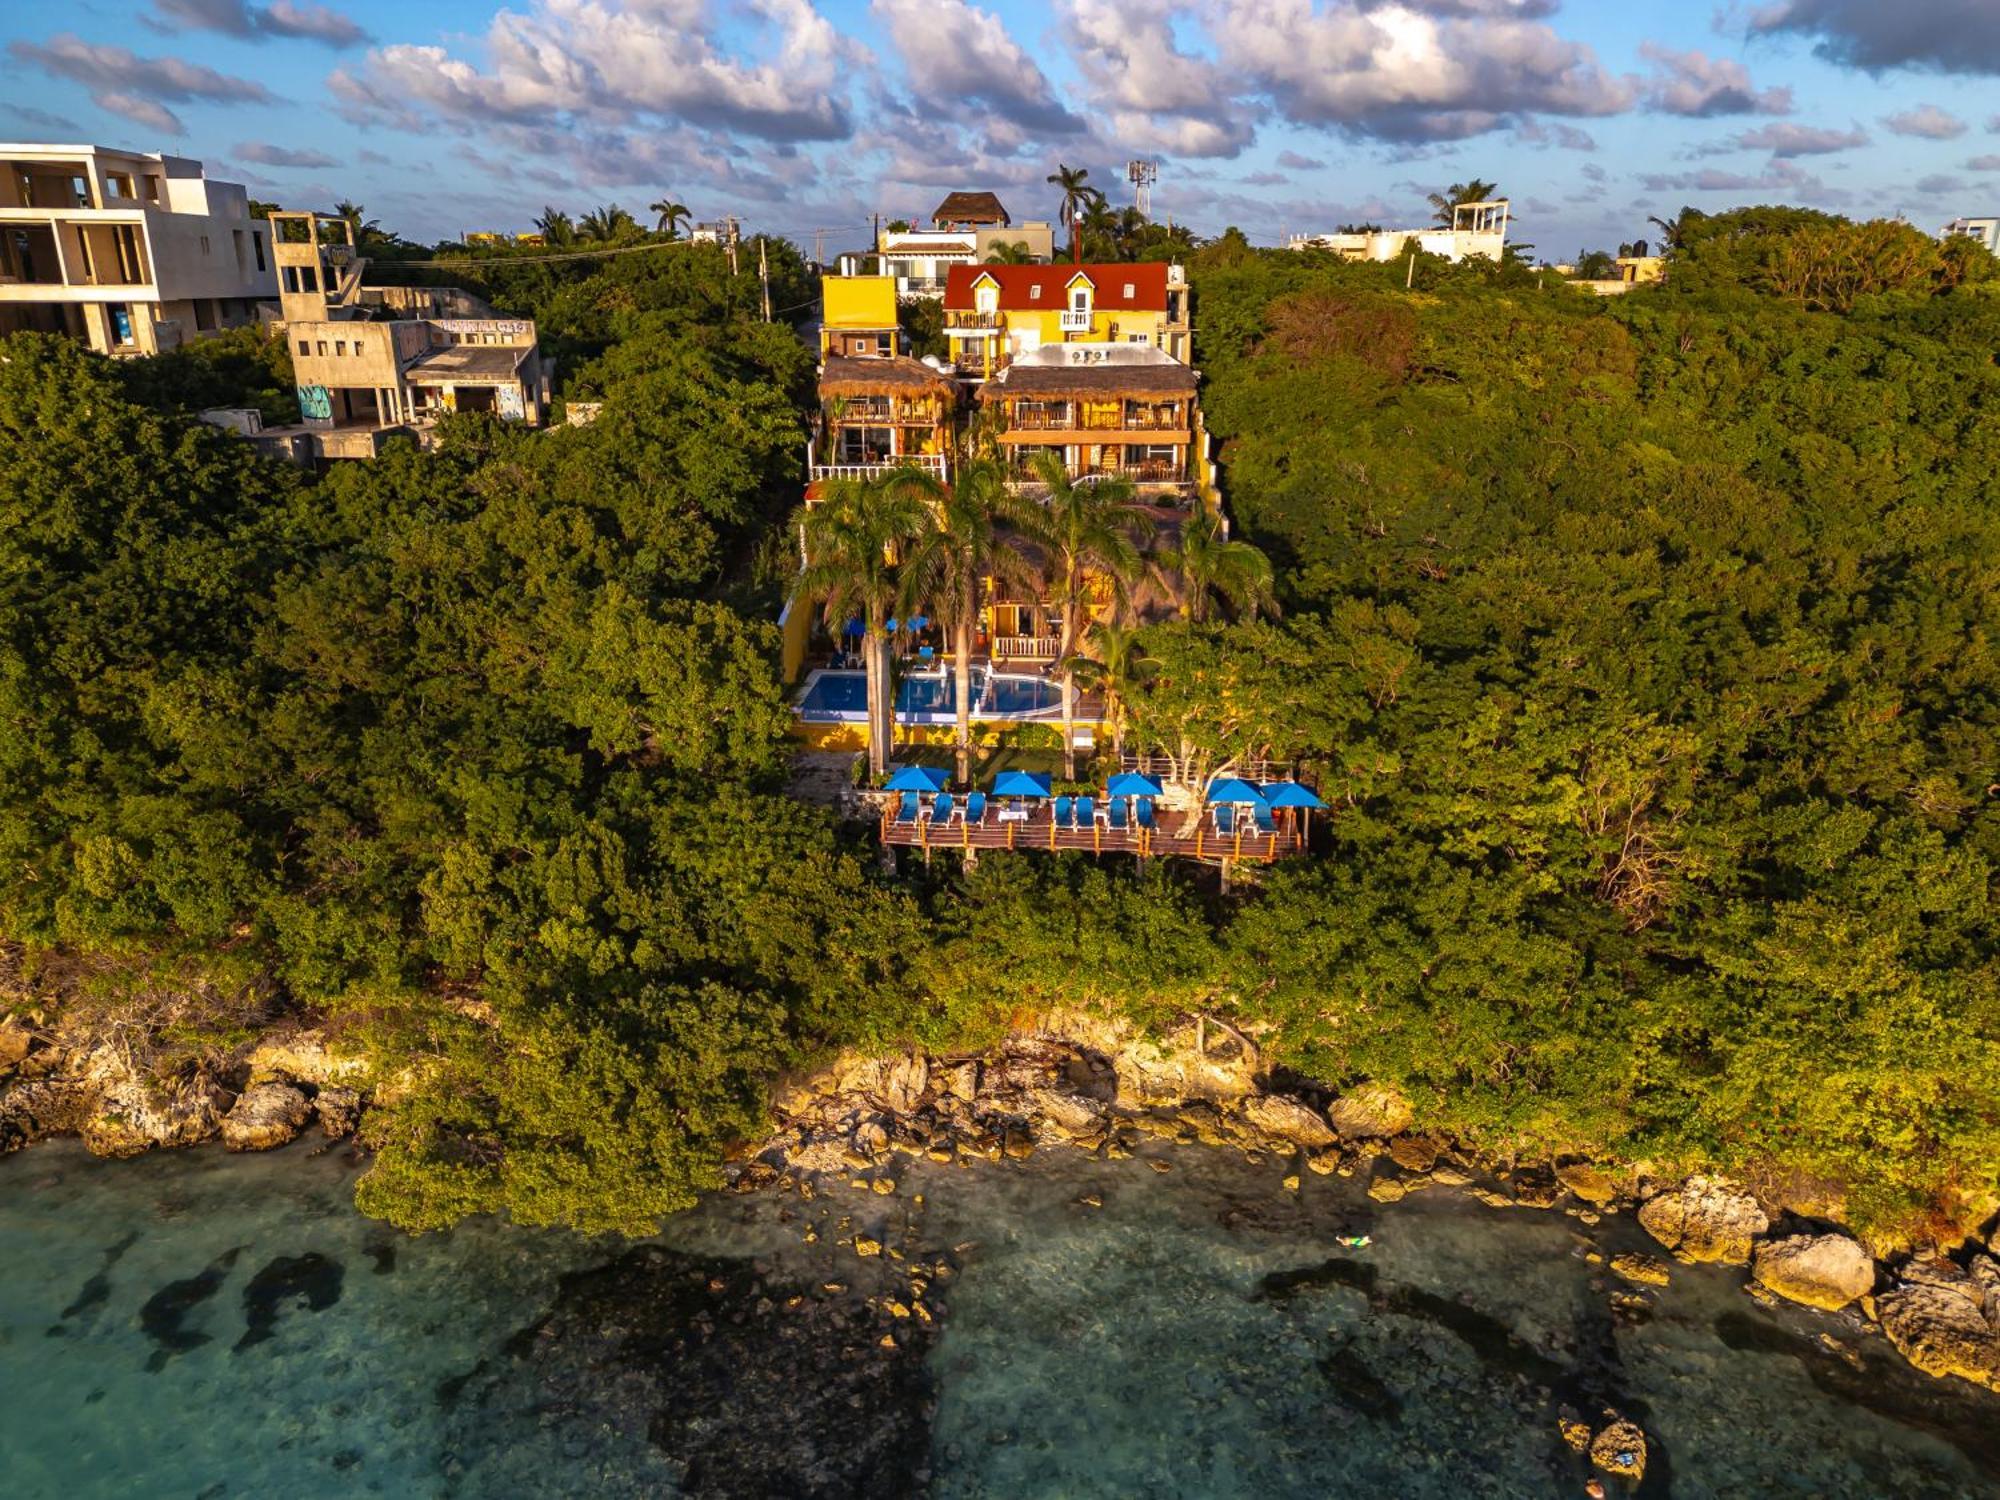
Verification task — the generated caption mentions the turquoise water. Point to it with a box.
[3,1137,1998,1498]
[796,667,1060,722]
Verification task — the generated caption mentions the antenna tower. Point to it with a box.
[1127,159,1158,220]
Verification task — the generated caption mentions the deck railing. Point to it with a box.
[992,635,1059,660]
[879,803,1304,864]
[810,454,948,482]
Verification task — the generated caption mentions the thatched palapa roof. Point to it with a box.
[933,191,1010,226]
[819,354,955,398]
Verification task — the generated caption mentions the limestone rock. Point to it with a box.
[1752,1233,1875,1312]
[1326,1083,1413,1141]
[1367,1175,1408,1203]
[1610,1252,1672,1288]
[77,1047,228,1157]
[1876,1264,2000,1389]
[879,1053,928,1114]
[1242,1094,1336,1149]
[1027,1088,1104,1139]
[1387,1134,1438,1172]
[1555,1161,1619,1206]
[313,1085,362,1138]
[220,1081,311,1152]
[941,1060,979,1102]
[853,1236,883,1258]
[0,1014,33,1074]
[1637,1175,1769,1264]
[1589,1419,1648,1481]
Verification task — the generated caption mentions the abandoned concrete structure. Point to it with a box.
[265,210,550,460]
[0,143,275,355]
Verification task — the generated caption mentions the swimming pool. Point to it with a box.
[795,666,1063,723]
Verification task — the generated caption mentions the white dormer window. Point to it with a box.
[1123,282,1135,297]
[1071,287,1090,311]
[975,284,998,315]
[1029,285,1042,299]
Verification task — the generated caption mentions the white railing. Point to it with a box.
[992,635,1058,660]
[1059,309,1093,332]
[810,454,947,482]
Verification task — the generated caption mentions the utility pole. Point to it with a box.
[758,235,772,321]
[1406,250,1416,289]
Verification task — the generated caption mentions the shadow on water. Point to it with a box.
[1254,1254,1677,1498]
[234,1252,345,1352]
[47,1229,141,1337]
[139,1247,243,1372]
[1715,1310,2000,1475]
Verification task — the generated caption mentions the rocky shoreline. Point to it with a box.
[725,1010,2000,1415]
[5,994,1998,1412]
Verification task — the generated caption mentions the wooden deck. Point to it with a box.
[879,806,1305,863]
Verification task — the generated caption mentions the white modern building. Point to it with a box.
[1942,217,2000,254]
[1289,199,1511,265]
[865,191,1054,298]
[0,144,277,355]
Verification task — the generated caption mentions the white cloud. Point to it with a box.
[1881,104,1967,139]
[331,0,856,143]
[150,0,370,46]
[1639,43,1791,117]
[874,0,1083,134]
[8,33,273,136]
[1058,0,1254,157]
[1733,122,1868,156]
[1210,0,1636,143]
[235,142,343,168]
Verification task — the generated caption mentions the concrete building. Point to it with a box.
[0,143,275,355]
[808,272,954,482]
[865,192,1054,298]
[1942,217,2000,254]
[941,261,1192,378]
[266,210,550,460]
[1288,199,1511,265]
[1572,254,1667,296]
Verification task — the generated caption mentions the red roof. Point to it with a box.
[942,262,1170,313]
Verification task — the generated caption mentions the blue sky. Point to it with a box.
[6,0,2000,257]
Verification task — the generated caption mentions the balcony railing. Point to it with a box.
[945,310,1003,331]
[810,454,948,482]
[992,635,1059,660]
[1059,309,1093,332]
[1001,404,1187,433]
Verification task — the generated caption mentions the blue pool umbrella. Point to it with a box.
[992,770,1053,798]
[884,765,949,792]
[841,617,865,638]
[1205,777,1269,805]
[909,614,929,630]
[1107,771,1164,797]
[1261,781,1325,809]
[885,617,900,632]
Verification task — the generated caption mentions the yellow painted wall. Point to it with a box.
[822,275,898,330]
[779,597,813,684]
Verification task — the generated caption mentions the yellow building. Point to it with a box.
[941,262,1190,378]
[819,273,900,358]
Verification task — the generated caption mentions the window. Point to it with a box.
[1029,285,1042,300]
[1123,282,1135,297]
[194,299,215,332]
[233,229,246,274]
[1071,288,1090,311]
[252,231,265,272]
[106,171,134,198]
[200,235,211,256]
[107,304,135,346]
[297,339,310,355]
[144,176,161,203]
[70,176,89,209]
[335,341,347,356]
[316,340,328,356]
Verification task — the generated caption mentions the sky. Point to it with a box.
[5,0,2000,258]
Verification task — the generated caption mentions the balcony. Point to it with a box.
[810,453,948,483]
[1001,401,1188,433]
[991,634,1059,661]
[1059,309,1093,332]
[944,309,1003,332]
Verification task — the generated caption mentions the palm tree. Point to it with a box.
[1427,179,1499,228]
[650,198,691,237]
[792,476,934,778]
[893,459,1040,784]
[1648,207,1702,252]
[578,204,638,243]
[1018,450,1155,777]
[983,239,1036,264]
[535,207,576,247]
[332,199,380,244]
[1069,620,1155,763]
[1159,505,1276,623]
[1048,163,1098,264]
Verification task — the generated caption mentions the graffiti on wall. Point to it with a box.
[496,384,525,421]
[297,384,332,425]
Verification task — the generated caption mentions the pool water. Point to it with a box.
[796,667,1061,722]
